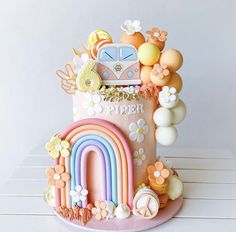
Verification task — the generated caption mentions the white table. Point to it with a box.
[0,148,236,232]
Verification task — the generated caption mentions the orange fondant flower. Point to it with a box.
[45,136,71,159]
[91,200,108,220]
[146,28,168,42]
[46,165,70,188]
[152,64,170,79]
[147,161,170,185]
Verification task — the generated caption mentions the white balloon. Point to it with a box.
[153,107,173,127]
[155,126,178,146]
[171,100,186,124]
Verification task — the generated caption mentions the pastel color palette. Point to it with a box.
[55,119,134,209]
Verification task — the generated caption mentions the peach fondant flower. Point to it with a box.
[45,136,70,159]
[146,28,168,42]
[92,200,108,220]
[147,161,170,185]
[46,165,70,188]
[152,64,170,79]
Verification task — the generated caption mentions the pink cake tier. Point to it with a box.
[73,92,157,192]
[44,20,186,228]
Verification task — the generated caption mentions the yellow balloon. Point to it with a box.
[138,43,160,66]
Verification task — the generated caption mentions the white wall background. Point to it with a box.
[0,0,236,187]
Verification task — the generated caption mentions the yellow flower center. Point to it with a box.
[166,92,171,97]
[89,101,95,107]
[137,153,142,160]
[136,128,143,135]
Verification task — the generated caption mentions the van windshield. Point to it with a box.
[119,47,137,61]
[99,47,117,61]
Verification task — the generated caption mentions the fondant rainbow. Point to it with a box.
[54,118,134,209]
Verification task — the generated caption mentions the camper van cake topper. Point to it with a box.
[50,20,186,230]
[96,43,140,86]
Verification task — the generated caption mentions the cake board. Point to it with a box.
[55,197,183,232]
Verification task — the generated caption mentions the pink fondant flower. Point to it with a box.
[152,64,170,79]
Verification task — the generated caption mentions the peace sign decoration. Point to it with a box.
[133,188,160,219]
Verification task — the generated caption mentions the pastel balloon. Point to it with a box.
[167,72,183,92]
[155,126,178,146]
[140,66,152,84]
[160,49,183,72]
[138,43,160,66]
[150,72,170,86]
[167,175,184,200]
[171,100,186,124]
[153,107,173,127]
[120,32,145,49]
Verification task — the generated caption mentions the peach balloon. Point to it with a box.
[120,32,145,49]
[140,66,153,84]
[167,73,183,92]
[150,71,170,87]
[160,49,183,72]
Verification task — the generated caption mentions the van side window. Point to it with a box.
[99,47,117,61]
[119,47,137,61]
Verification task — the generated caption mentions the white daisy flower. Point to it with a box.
[72,53,89,74]
[129,119,149,143]
[82,93,103,116]
[159,86,179,108]
[133,148,146,166]
[120,19,142,35]
[70,185,88,203]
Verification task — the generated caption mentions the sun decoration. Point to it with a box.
[147,161,170,185]
[45,136,71,159]
[46,165,70,188]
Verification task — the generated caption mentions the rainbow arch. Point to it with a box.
[55,118,134,209]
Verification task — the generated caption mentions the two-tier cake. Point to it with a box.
[44,20,186,231]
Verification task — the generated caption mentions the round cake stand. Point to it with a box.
[56,197,183,232]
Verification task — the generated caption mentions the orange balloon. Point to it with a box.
[120,32,145,49]
[167,72,183,92]
[140,66,152,84]
[160,49,183,72]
